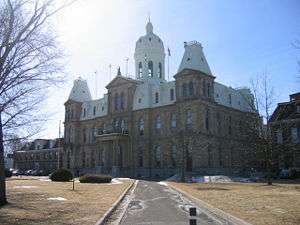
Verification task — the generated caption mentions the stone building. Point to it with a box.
[14,138,62,173]
[61,21,258,178]
[269,92,300,169]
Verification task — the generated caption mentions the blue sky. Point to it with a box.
[41,0,300,138]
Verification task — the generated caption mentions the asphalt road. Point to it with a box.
[119,180,229,225]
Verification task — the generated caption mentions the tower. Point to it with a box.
[134,20,165,81]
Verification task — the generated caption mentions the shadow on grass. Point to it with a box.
[196,187,230,191]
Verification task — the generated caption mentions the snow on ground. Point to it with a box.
[166,174,254,183]
[158,181,168,186]
[111,178,123,184]
[39,178,51,182]
[14,186,37,189]
[47,197,67,201]
[117,178,131,180]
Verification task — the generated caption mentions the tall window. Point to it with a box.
[138,62,142,78]
[155,92,159,103]
[228,116,232,135]
[120,92,125,110]
[203,80,206,96]
[83,128,87,143]
[171,113,176,128]
[154,145,161,167]
[276,130,283,144]
[291,127,299,143]
[139,117,144,135]
[93,106,96,115]
[114,93,119,111]
[182,83,187,97]
[138,148,143,167]
[170,89,174,101]
[83,108,86,117]
[155,115,161,130]
[207,83,211,97]
[217,112,221,134]
[158,62,162,78]
[148,61,153,77]
[171,145,177,167]
[228,94,232,105]
[120,119,125,131]
[188,81,194,96]
[205,109,210,131]
[186,110,192,127]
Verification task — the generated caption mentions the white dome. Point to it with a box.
[135,22,164,55]
[68,77,92,102]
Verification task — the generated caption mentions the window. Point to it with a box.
[155,92,159,103]
[276,130,283,144]
[83,128,86,143]
[120,92,125,110]
[188,81,194,96]
[138,62,142,78]
[171,113,176,128]
[148,61,153,77]
[203,80,206,96]
[138,98,142,103]
[114,93,119,111]
[228,116,232,135]
[120,119,125,131]
[205,110,210,131]
[170,89,174,101]
[139,118,144,135]
[93,106,96,115]
[171,145,177,167]
[138,148,143,167]
[154,145,161,167]
[158,62,162,78]
[291,127,299,143]
[155,115,161,130]
[217,112,221,133]
[186,110,192,127]
[182,83,187,97]
[297,105,300,113]
[207,83,211,97]
[229,94,232,105]
[83,108,86,117]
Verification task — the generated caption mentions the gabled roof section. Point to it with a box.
[178,41,212,76]
[106,75,140,89]
[174,68,215,79]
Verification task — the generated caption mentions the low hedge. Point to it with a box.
[50,168,73,182]
[5,169,12,178]
[79,174,112,183]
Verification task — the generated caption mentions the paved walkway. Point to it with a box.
[120,180,229,225]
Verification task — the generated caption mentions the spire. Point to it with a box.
[146,20,153,34]
[117,67,121,76]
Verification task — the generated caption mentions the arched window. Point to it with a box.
[155,115,161,130]
[148,61,153,77]
[114,93,119,111]
[186,110,192,127]
[170,89,174,101]
[205,109,210,131]
[188,81,194,96]
[170,113,176,128]
[155,92,159,103]
[93,106,96,115]
[158,62,162,78]
[182,83,187,97]
[138,62,142,78]
[154,145,161,167]
[120,92,125,110]
[83,108,86,117]
[139,117,144,135]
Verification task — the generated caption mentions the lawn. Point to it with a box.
[170,181,300,225]
[0,176,133,225]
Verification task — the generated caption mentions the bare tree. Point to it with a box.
[0,0,76,206]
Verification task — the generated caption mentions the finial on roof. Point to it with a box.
[117,67,121,76]
[148,11,151,22]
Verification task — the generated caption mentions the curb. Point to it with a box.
[95,179,135,225]
[168,183,252,225]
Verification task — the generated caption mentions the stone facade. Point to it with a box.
[14,138,62,173]
[61,22,258,178]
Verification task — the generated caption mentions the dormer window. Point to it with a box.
[149,37,151,41]
[138,98,142,103]
[170,89,174,101]
[228,94,232,105]
[158,62,162,78]
[187,58,191,61]
[138,62,142,78]
[93,106,96,115]
[155,92,159,103]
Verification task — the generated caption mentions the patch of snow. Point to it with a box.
[14,186,37,189]
[39,178,51,182]
[117,178,131,180]
[47,197,66,201]
[158,181,168,186]
[111,178,123,184]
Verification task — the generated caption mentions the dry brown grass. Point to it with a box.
[0,176,132,225]
[170,182,300,225]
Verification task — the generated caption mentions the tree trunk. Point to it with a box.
[0,111,7,206]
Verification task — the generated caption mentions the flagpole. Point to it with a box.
[94,71,97,98]
[167,47,170,81]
